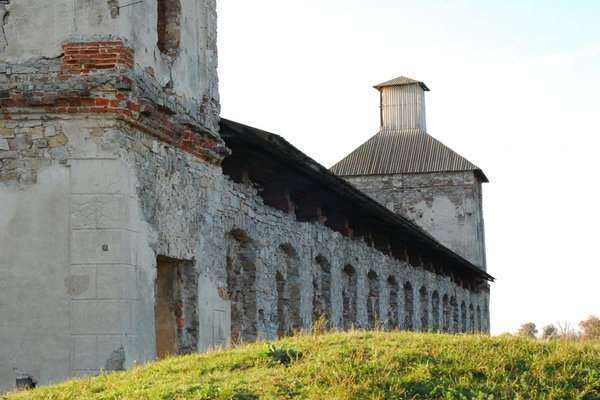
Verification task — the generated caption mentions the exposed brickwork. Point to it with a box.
[0,40,226,164]
[61,41,134,78]
[123,98,226,163]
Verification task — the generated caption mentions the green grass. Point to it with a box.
[5,331,600,399]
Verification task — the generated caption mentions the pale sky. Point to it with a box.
[217,0,600,335]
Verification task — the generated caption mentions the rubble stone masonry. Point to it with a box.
[345,172,487,269]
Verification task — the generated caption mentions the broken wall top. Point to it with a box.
[0,0,218,102]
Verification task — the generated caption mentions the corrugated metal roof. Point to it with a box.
[373,76,430,91]
[330,129,488,181]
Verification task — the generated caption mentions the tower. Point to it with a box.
[331,76,488,270]
[0,0,225,390]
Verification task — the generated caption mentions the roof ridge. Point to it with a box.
[373,76,430,91]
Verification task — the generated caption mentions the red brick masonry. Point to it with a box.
[0,40,223,164]
[62,41,134,77]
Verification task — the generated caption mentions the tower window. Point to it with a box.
[157,0,181,56]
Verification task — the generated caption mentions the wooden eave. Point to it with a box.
[219,118,494,282]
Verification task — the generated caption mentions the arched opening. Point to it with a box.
[469,304,475,333]
[431,291,440,332]
[419,286,429,331]
[367,271,379,329]
[476,305,482,332]
[442,294,450,332]
[275,244,302,336]
[387,276,399,329]
[226,229,257,344]
[403,282,414,330]
[275,271,285,338]
[157,0,181,56]
[342,264,357,330]
[451,296,459,334]
[313,255,331,326]
[483,300,489,332]
[460,301,467,333]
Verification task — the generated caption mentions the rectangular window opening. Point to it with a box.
[155,256,198,359]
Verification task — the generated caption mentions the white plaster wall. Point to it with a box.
[0,116,160,391]
[68,157,142,377]
[0,0,217,101]
[0,165,71,393]
[197,275,230,351]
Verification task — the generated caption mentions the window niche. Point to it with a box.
[313,255,331,326]
[387,276,399,329]
[157,0,181,56]
[342,265,357,330]
[367,271,379,329]
[226,229,258,344]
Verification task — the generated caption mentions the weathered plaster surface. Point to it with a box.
[0,0,218,105]
[0,166,71,390]
[0,115,139,391]
[345,172,487,269]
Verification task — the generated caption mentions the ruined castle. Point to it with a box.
[0,0,492,391]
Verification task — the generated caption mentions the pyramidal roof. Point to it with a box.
[330,129,488,182]
[331,76,487,181]
[373,76,430,91]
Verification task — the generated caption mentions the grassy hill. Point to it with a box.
[4,331,600,399]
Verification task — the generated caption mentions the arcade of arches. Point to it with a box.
[225,228,488,341]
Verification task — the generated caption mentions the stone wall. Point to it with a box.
[0,112,145,391]
[0,111,490,390]
[345,172,487,270]
[120,122,491,343]
[0,1,490,391]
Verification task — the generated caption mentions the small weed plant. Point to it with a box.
[263,342,301,366]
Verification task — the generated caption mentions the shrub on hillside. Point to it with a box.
[579,315,600,340]
[517,322,537,339]
[542,324,558,339]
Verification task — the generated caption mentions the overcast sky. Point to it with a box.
[217,0,600,335]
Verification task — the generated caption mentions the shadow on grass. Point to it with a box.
[231,388,259,400]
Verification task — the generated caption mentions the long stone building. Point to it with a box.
[0,0,492,392]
